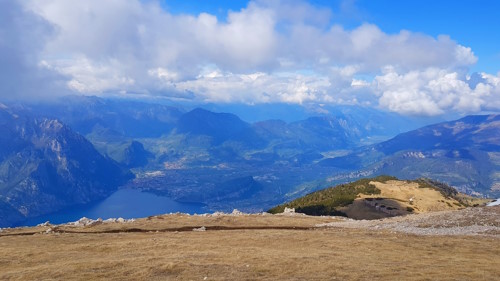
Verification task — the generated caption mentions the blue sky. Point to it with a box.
[357,0,500,74]
[2,0,500,116]
[161,0,500,74]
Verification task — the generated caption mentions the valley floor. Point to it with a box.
[1,207,499,280]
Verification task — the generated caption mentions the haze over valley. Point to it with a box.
[0,97,499,226]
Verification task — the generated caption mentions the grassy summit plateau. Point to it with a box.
[268,176,489,219]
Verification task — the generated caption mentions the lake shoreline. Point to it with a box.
[17,188,208,227]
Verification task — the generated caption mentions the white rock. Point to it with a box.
[486,199,500,207]
[68,217,103,227]
[193,226,206,232]
[211,211,226,217]
[37,221,51,227]
[231,209,244,216]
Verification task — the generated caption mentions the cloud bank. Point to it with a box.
[0,0,67,100]
[3,0,500,115]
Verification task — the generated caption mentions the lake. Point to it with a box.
[21,188,208,226]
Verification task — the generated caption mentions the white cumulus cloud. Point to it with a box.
[374,68,500,116]
[2,0,498,116]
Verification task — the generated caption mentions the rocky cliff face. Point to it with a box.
[0,106,133,227]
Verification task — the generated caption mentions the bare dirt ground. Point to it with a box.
[1,207,499,280]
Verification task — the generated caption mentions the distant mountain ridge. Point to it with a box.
[176,108,262,146]
[35,96,184,138]
[3,96,499,226]
[376,114,500,153]
[12,98,368,170]
[0,106,132,227]
[320,114,500,196]
[26,96,417,169]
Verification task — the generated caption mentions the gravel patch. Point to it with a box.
[315,206,500,236]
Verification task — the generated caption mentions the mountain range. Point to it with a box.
[29,96,421,170]
[0,104,132,227]
[319,114,500,196]
[1,96,499,227]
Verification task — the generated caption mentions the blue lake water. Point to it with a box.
[21,189,208,226]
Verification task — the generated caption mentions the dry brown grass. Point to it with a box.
[338,180,482,220]
[362,180,490,214]
[368,180,465,212]
[1,210,499,280]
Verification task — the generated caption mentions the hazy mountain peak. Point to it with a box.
[177,107,252,144]
[0,109,132,227]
